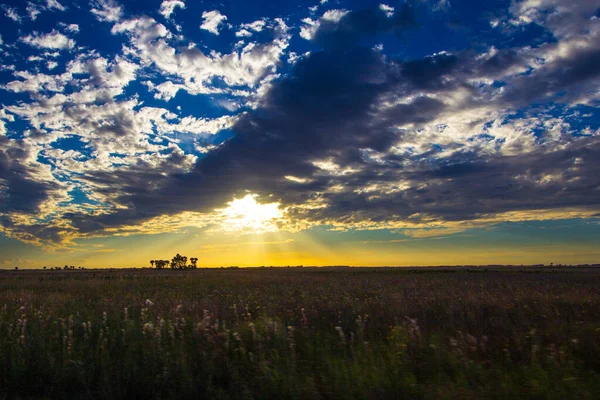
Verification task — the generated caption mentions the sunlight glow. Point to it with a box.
[218,194,284,233]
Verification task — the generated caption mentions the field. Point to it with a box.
[1,267,599,399]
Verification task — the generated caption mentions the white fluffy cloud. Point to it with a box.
[114,16,290,96]
[300,9,349,40]
[22,30,75,50]
[379,4,394,17]
[235,19,267,37]
[91,0,123,23]
[26,0,67,21]
[159,0,185,19]
[63,24,80,33]
[200,10,227,35]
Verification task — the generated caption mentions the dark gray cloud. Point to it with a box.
[304,136,600,224]
[313,4,416,49]
[0,136,55,215]
[498,45,600,106]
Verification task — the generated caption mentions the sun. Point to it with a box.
[218,194,284,233]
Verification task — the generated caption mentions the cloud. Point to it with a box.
[0,37,241,246]
[236,19,267,37]
[46,0,66,12]
[59,3,600,239]
[200,10,227,35]
[236,29,253,38]
[59,7,422,230]
[26,3,42,21]
[301,4,415,45]
[159,0,185,19]
[22,30,75,50]
[91,0,123,23]
[2,5,22,23]
[379,4,394,17]
[0,134,72,248]
[300,9,349,40]
[113,16,290,95]
[63,23,80,33]
[25,0,67,21]
[1,1,599,248]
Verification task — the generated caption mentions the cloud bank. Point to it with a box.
[0,0,599,248]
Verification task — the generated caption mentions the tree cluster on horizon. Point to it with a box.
[150,254,198,269]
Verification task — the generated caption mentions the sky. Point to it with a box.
[0,0,599,269]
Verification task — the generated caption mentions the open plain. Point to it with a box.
[1,267,599,399]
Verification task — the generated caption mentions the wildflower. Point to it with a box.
[169,321,175,342]
[157,318,166,340]
[249,322,257,344]
[143,322,155,337]
[18,316,27,346]
[334,326,346,345]
[404,317,421,339]
[145,299,154,307]
[287,326,296,363]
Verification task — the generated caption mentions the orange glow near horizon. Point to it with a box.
[4,226,600,269]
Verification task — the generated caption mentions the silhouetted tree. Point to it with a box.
[171,253,188,269]
[151,257,195,270]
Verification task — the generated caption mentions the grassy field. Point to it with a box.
[1,267,599,399]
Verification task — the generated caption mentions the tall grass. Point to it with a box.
[1,268,599,399]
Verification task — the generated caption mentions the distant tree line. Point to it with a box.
[150,254,198,269]
[39,266,86,271]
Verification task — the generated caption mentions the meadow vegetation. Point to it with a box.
[1,267,599,399]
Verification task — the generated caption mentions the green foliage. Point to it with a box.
[0,268,599,399]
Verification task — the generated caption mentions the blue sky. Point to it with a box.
[0,0,599,268]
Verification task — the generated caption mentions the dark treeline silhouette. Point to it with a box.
[151,254,198,269]
[36,266,86,271]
